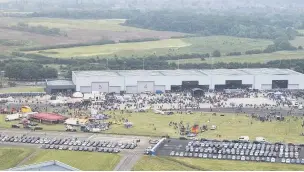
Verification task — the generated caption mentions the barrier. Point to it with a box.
[150,138,166,156]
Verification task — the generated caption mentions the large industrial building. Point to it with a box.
[64,68,304,94]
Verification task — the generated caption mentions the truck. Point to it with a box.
[5,113,21,121]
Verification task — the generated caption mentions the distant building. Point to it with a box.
[45,68,304,94]
[72,68,304,93]
[7,160,79,171]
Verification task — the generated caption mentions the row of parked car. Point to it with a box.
[0,135,138,149]
[186,140,302,159]
[169,151,304,164]
[41,144,121,153]
[189,140,302,151]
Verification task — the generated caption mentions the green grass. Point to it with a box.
[0,86,44,93]
[133,156,304,171]
[0,147,34,170]
[104,112,303,144]
[169,50,304,64]
[132,156,195,171]
[25,150,121,171]
[28,39,191,58]
[1,111,303,144]
[26,36,272,59]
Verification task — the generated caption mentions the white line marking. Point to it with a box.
[88,134,96,140]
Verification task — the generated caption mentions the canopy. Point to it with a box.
[73,92,83,98]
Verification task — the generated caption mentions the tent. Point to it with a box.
[274,91,282,95]
[73,92,83,98]
[21,106,32,113]
[124,122,133,128]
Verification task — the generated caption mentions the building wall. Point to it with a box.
[210,75,254,89]
[254,75,304,89]
[74,72,304,92]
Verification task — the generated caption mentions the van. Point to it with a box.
[255,137,266,143]
[238,136,249,142]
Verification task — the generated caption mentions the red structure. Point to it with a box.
[30,113,67,124]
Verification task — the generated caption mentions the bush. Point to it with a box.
[212,50,221,57]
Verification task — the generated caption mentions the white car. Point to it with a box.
[271,158,276,163]
[282,158,286,163]
[286,159,291,163]
[203,154,207,158]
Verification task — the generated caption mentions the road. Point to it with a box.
[0,128,151,170]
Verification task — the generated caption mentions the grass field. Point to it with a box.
[132,156,195,171]
[0,86,44,93]
[169,50,304,64]
[29,39,191,58]
[0,147,34,170]
[25,150,120,171]
[133,156,304,171]
[0,112,303,143]
[104,112,303,143]
[27,36,272,59]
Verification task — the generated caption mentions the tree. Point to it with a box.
[298,46,303,50]
[212,50,221,57]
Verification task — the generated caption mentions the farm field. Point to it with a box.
[24,150,121,171]
[0,112,302,143]
[169,50,304,64]
[28,39,191,58]
[0,147,34,170]
[133,156,304,171]
[0,17,185,52]
[0,86,44,93]
[27,36,272,59]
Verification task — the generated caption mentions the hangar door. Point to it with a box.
[154,85,166,93]
[126,86,137,94]
[109,86,121,93]
[138,81,154,93]
[260,84,272,90]
[80,86,91,93]
[91,82,109,93]
[288,84,299,89]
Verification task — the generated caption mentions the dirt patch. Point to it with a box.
[0,28,75,45]
[0,26,186,50]
[66,29,185,42]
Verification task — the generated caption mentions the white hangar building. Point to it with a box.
[71,68,304,94]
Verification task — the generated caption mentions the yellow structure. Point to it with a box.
[21,106,32,113]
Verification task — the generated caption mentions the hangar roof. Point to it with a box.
[73,68,301,77]
[7,160,79,171]
[46,80,74,86]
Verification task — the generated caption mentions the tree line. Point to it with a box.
[5,22,65,36]
[4,53,304,80]
[4,62,57,80]
[124,11,300,41]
